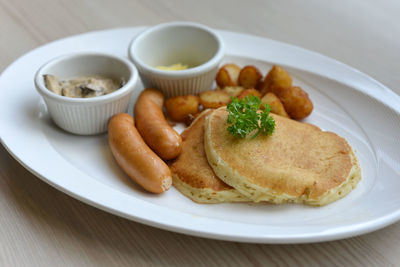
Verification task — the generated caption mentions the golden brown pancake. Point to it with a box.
[204,107,361,206]
[170,110,249,203]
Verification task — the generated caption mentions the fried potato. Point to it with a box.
[237,88,261,100]
[165,95,200,122]
[215,63,241,88]
[260,92,289,118]
[199,90,231,109]
[221,86,244,97]
[184,112,202,126]
[238,65,262,89]
[258,65,293,96]
[276,86,313,120]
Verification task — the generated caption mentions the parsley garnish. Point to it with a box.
[226,95,275,138]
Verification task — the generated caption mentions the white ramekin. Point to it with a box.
[34,52,138,135]
[128,21,225,98]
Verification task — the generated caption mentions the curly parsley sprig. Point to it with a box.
[226,95,275,138]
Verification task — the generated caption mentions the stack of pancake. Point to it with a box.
[169,108,361,206]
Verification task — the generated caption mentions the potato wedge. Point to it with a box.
[276,86,313,120]
[221,86,244,97]
[164,95,200,122]
[258,65,293,96]
[199,90,231,109]
[215,63,241,88]
[238,65,262,89]
[260,92,289,118]
[237,88,261,100]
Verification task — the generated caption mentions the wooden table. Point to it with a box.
[1,0,399,265]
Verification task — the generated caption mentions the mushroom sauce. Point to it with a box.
[44,74,124,98]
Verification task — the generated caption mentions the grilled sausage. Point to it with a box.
[108,113,172,193]
[134,89,182,160]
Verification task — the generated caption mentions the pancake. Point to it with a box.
[170,110,249,203]
[204,107,361,206]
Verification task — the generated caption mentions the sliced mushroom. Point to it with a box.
[120,77,126,88]
[85,78,121,95]
[79,85,103,98]
[62,86,84,98]
[44,75,122,98]
[43,75,62,95]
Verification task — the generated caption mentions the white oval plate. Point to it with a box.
[1,27,399,244]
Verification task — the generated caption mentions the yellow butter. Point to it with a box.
[156,63,189,71]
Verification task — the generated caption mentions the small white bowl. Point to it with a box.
[35,52,138,135]
[128,21,225,98]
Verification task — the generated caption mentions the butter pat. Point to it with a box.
[156,63,189,71]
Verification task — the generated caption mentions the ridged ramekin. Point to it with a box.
[34,52,138,135]
[128,21,225,98]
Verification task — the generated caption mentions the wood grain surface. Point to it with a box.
[1,0,399,266]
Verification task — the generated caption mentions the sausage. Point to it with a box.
[134,89,182,160]
[108,113,172,193]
